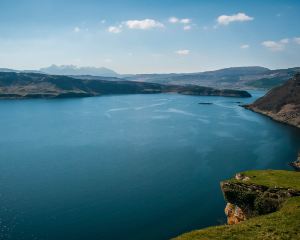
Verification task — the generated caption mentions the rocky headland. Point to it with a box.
[244,73,300,128]
[174,170,300,240]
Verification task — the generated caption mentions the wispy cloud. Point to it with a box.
[175,49,190,55]
[261,39,289,51]
[108,19,164,33]
[180,18,191,24]
[107,25,122,33]
[125,19,164,30]
[183,25,192,31]
[240,44,250,49]
[74,27,81,33]
[217,13,254,25]
[169,17,192,30]
[280,38,289,44]
[169,17,179,23]
[293,37,300,44]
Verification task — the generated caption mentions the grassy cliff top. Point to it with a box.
[229,170,300,191]
[173,170,300,240]
[173,196,300,240]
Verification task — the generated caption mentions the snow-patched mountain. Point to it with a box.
[40,65,119,77]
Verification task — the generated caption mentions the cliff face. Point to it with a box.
[221,170,300,225]
[245,73,300,128]
[173,170,300,240]
[290,152,300,171]
[221,176,300,224]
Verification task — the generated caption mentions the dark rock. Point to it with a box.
[221,181,300,220]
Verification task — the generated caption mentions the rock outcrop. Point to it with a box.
[289,152,300,171]
[221,170,300,224]
[244,73,300,128]
[221,180,300,223]
[224,203,246,225]
[173,170,300,240]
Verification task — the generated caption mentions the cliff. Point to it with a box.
[244,73,300,128]
[290,153,300,171]
[0,72,251,99]
[173,170,300,240]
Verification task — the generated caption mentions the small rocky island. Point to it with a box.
[0,72,251,99]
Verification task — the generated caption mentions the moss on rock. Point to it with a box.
[173,170,300,240]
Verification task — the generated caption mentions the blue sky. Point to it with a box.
[0,0,300,73]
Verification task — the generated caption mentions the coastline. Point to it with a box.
[243,105,300,129]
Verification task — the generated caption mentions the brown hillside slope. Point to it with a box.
[245,73,300,128]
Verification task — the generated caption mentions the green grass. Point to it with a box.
[230,170,300,191]
[173,197,300,240]
[173,170,300,240]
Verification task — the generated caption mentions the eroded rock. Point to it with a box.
[289,152,300,171]
[235,173,250,181]
[224,203,246,225]
[220,180,300,224]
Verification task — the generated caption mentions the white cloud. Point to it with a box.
[240,44,250,49]
[217,13,254,25]
[107,26,122,33]
[294,37,300,44]
[169,17,179,23]
[261,39,289,51]
[169,17,193,31]
[74,27,81,33]
[180,18,191,24]
[125,19,164,30]
[183,25,192,31]
[280,38,289,44]
[262,41,283,51]
[175,49,190,55]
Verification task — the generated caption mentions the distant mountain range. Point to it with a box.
[125,66,300,90]
[40,65,120,77]
[1,65,299,90]
[0,65,120,77]
[0,72,251,99]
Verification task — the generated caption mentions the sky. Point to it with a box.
[0,0,300,74]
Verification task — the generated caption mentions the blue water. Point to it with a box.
[0,92,299,240]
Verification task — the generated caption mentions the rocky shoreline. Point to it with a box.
[244,105,300,129]
[244,73,300,128]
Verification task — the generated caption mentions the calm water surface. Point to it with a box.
[0,92,300,240]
